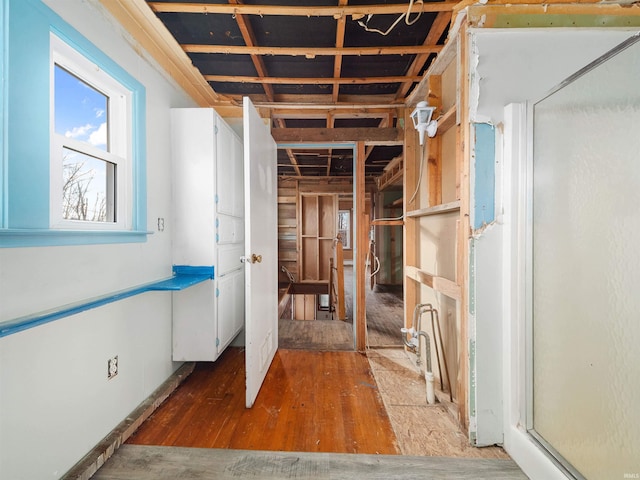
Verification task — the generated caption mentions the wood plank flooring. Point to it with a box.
[127,348,399,455]
[93,445,528,480]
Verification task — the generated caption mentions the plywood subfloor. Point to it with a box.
[367,348,509,458]
[93,445,527,480]
[127,348,398,455]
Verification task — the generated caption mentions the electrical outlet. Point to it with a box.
[157,217,165,232]
[107,355,118,379]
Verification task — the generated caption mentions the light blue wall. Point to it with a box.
[472,123,496,231]
[7,0,50,227]
[0,0,197,478]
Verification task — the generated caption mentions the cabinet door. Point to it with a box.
[232,134,245,218]
[172,280,217,361]
[171,108,216,266]
[216,118,240,217]
[216,269,244,354]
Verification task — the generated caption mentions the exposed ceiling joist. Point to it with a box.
[204,75,422,84]
[395,10,452,99]
[148,2,457,16]
[140,0,452,179]
[272,127,403,145]
[332,0,349,104]
[183,44,443,56]
[271,109,401,119]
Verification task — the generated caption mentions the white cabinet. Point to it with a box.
[171,108,244,362]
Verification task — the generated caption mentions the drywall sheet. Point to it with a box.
[470,29,636,123]
[532,36,640,479]
[470,226,503,446]
[473,123,495,230]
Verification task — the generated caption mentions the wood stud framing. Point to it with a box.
[355,142,367,352]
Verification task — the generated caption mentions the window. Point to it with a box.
[50,33,131,229]
[1,0,147,247]
[338,210,351,249]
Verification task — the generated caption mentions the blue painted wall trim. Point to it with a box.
[473,123,496,230]
[0,267,214,339]
[0,228,151,247]
[1,0,147,245]
[173,265,215,279]
[0,0,7,229]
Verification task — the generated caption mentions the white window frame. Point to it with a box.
[49,33,132,230]
[338,209,351,249]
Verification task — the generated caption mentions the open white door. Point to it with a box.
[243,97,278,408]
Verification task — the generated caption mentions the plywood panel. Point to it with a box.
[294,294,316,320]
[301,195,318,236]
[302,238,318,280]
[441,126,458,204]
[318,195,336,238]
[441,58,458,113]
[319,239,333,281]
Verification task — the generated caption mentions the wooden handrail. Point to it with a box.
[334,235,346,320]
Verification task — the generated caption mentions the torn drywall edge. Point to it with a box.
[469,31,481,123]
[473,122,496,231]
[468,239,477,442]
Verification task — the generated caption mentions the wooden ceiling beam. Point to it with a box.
[332,0,349,104]
[149,2,458,16]
[395,11,452,100]
[183,44,443,56]
[272,127,403,145]
[271,108,399,119]
[98,0,229,107]
[326,111,338,176]
[227,0,275,101]
[204,75,422,84]
[226,0,301,177]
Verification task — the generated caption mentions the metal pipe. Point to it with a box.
[431,307,452,402]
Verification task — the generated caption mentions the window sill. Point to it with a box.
[0,228,152,248]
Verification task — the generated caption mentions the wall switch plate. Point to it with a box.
[108,355,118,379]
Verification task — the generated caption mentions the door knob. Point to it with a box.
[251,254,262,264]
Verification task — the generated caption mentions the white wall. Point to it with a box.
[469,27,638,478]
[0,0,196,478]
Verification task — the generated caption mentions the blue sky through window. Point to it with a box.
[55,65,110,221]
[54,65,107,151]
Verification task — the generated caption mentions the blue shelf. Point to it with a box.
[0,265,215,338]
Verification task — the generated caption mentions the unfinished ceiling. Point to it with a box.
[145,1,453,180]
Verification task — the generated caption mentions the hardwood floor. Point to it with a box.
[127,348,399,455]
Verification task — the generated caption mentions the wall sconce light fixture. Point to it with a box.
[410,101,438,145]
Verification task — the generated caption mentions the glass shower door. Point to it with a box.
[530,35,640,480]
